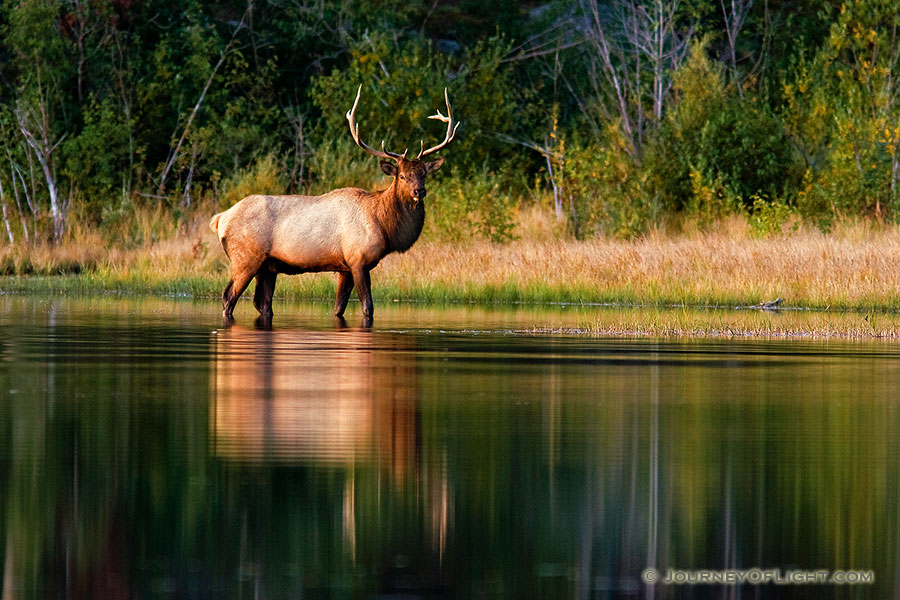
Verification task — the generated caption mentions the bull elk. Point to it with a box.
[210,86,459,323]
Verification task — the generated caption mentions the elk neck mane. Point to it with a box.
[365,178,426,253]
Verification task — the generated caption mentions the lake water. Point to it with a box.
[0,296,897,599]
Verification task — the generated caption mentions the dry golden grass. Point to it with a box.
[4,208,900,317]
[378,215,900,309]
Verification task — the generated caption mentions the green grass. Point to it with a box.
[5,273,900,339]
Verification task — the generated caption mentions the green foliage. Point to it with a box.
[548,40,799,239]
[2,0,900,246]
[748,194,798,238]
[194,53,284,176]
[220,153,287,208]
[310,31,519,176]
[62,97,132,220]
[648,41,801,217]
[560,139,660,239]
[426,169,519,243]
[2,0,72,96]
[787,0,900,223]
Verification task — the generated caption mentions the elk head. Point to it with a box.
[346,85,460,202]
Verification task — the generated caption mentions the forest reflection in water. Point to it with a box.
[0,296,898,599]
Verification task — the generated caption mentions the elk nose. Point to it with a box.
[414,188,427,199]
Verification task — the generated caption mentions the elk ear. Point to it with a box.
[424,157,445,174]
[381,161,398,177]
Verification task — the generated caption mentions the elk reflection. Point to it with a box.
[211,324,451,590]
[211,324,418,480]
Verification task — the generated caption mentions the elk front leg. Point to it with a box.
[253,270,277,317]
[351,266,374,319]
[334,272,355,317]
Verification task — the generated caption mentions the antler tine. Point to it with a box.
[382,140,407,160]
[418,87,460,159]
[346,85,405,161]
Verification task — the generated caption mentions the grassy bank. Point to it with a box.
[579,306,900,339]
[378,220,900,310]
[3,211,900,316]
[3,214,900,307]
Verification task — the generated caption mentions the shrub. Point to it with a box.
[648,41,801,217]
[219,153,287,208]
[748,194,798,237]
[560,138,661,239]
[426,169,519,243]
[62,97,134,223]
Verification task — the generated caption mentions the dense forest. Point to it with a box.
[0,0,897,245]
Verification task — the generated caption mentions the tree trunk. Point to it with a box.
[0,179,14,244]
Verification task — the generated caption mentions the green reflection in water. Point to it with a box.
[0,296,897,599]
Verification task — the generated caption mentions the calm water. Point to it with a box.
[0,296,898,599]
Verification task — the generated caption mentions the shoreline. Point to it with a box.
[4,217,900,340]
[2,279,899,340]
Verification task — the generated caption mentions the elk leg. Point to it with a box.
[334,272,355,317]
[253,270,277,317]
[222,271,255,318]
[351,266,374,319]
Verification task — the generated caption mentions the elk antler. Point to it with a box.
[346,85,407,161]
[417,88,460,159]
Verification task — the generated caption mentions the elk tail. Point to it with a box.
[209,213,222,234]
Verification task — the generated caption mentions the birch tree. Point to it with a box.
[3,0,73,241]
[578,0,693,159]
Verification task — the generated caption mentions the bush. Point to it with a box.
[560,138,660,239]
[219,153,287,208]
[647,41,801,217]
[63,97,133,222]
[748,194,798,237]
[426,169,519,243]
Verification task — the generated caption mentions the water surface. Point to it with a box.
[0,296,897,599]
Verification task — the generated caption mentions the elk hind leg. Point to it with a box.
[222,265,259,318]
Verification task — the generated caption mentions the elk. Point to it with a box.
[210,86,459,323]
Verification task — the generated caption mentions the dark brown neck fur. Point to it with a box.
[371,179,425,253]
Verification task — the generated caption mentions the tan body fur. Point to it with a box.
[210,157,440,323]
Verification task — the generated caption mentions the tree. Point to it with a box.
[2,0,74,240]
[789,0,900,220]
[576,0,694,160]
